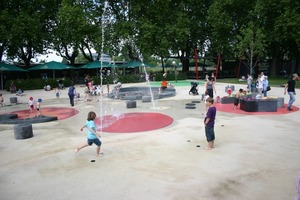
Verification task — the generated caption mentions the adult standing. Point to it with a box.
[284,73,298,111]
[262,76,269,97]
[205,77,216,98]
[247,74,253,92]
[68,83,76,107]
[256,74,263,96]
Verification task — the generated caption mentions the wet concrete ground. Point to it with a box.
[0,81,299,200]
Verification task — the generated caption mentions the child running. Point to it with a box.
[36,98,42,117]
[54,88,61,99]
[28,97,34,113]
[76,111,102,156]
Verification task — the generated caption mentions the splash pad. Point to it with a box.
[108,86,176,100]
[95,112,174,133]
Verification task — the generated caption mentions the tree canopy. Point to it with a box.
[0,0,299,75]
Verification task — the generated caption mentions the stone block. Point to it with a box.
[123,96,137,100]
[240,99,277,112]
[14,123,33,139]
[142,96,151,103]
[10,97,17,104]
[220,97,235,104]
[126,100,137,108]
[276,97,284,108]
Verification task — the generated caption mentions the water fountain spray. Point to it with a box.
[98,1,109,132]
[140,55,156,110]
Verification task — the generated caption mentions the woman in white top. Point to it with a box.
[256,74,263,96]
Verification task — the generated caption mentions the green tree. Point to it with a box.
[257,0,300,76]
[4,0,59,67]
[0,1,12,62]
[236,22,266,75]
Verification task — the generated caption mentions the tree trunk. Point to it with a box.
[269,42,281,77]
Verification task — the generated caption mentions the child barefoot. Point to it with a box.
[28,97,34,113]
[204,97,217,150]
[76,111,102,156]
[233,89,243,110]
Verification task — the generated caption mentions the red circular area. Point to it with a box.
[215,103,299,115]
[10,107,79,120]
[95,112,174,133]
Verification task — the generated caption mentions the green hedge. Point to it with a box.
[5,78,73,91]
[5,72,187,91]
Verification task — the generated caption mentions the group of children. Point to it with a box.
[203,87,245,110]
[28,96,43,117]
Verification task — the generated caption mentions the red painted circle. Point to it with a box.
[10,107,79,120]
[95,112,174,133]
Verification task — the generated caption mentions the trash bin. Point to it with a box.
[14,123,33,139]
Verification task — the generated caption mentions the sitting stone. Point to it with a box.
[14,123,33,139]
[126,100,137,108]
[142,96,151,102]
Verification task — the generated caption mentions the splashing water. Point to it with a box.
[98,1,109,132]
[139,55,156,110]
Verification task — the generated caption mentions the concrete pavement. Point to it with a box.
[0,80,299,200]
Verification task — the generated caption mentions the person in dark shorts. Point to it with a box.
[204,97,217,150]
[284,73,298,111]
[233,89,244,110]
[76,111,103,156]
[68,83,76,106]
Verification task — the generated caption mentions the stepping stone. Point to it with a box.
[126,100,137,108]
[192,100,201,103]
[14,123,33,139]
[185,106,196,109]
[142,96,151,102]
[186,103,196,106]
[10,97,18,104]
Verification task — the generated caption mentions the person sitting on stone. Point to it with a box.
[161,79,168,91]
[58,80,65,89]
[16,88,24,96]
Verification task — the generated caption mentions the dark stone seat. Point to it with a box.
[142,96,151,102]
[10,97,18,104]
[0,114,58,124]
[123,96,137,100]
[240,99,277,112]
[221,97,235,104]
[126,100,137,108]
[276,97,284,108]
[109,86,175,100]
[14,123,33,139]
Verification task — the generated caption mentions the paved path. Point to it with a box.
[0,80,299,200]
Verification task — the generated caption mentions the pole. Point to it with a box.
[215,53,221,79]
[194,48,198,80]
